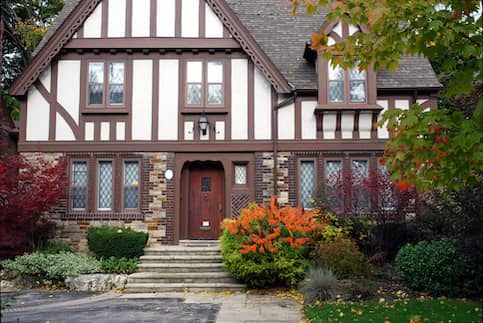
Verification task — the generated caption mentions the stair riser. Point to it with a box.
[143,251,221,256]
[137,267,225,273]
[128,278,238,284]
[126,286,245,293]
[139,259,222,264]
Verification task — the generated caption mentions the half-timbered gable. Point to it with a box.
[11,0,441,248]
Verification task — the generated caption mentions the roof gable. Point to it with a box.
[10,0,292,96]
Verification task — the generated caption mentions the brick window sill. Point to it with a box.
[62,212,144,221]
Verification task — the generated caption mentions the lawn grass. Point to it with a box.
[304,298,482,323]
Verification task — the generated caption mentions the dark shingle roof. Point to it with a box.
[34,0,441,90]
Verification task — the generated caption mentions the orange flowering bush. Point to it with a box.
[220,197,326,288]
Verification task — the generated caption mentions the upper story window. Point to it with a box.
[328,62,366,104]
[88,62,125,106]
[186,60,224,107]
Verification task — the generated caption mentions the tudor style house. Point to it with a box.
[10,0,440,248]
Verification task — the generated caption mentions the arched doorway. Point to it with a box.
[180,161,225,239]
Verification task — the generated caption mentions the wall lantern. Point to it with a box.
[198,112,209,136]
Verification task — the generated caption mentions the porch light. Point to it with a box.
[199,112,209,136]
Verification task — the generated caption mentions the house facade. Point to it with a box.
[10,0,440,250]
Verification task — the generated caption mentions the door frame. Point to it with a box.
[174,153,256,243]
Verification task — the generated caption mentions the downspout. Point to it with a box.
[272,91,297,198]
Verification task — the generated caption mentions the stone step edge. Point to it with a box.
[137,263,224,267]
[140,255,222,260]
[130,272,231,278]
[126,283,245,288]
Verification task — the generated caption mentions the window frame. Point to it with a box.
[69,159,89,212]
[121,159,141,211]
[323,158,344,213]
[298,158,317,210]
[350,158,370,214]
[183,59,226,111]
[83,59,128,113]
[96,159,115,211]
[233,163,248,187]
[327,61,368,105]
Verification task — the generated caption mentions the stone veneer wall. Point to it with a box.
[21,152,176,252]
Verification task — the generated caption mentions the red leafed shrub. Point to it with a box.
[0,155,67,259]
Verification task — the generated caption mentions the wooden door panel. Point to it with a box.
[189,167,223,239]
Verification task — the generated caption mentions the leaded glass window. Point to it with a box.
[325,160,343,212]
[378,165,396,211]
[328,63,344,103]
[234,165,247,185]
[123,161,139,209]
[352,160,369,214]
[88,62,104,105]
[98,161,113,210]
[300,161,315,209]
[350,65,366,103]
[71,161,87,210]
[109,62,124,105]
[186,61,202,105]
[207,61,223,105]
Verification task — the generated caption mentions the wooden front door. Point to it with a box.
[188,166,224,239]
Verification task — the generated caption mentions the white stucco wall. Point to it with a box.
[254,67,271,140]
[57,60,80,125]
[157,0,175,37]
[26,87,50,141]
[83,3,102,38]
[132,0,151,37]
[55,112,75,140]
[278,103,294,140]
[181,0,199,37]
[108,0,126,37]
[132,60,153,140]
[158,59,179,140]
[301,100,317,140]
[231,59,248,140]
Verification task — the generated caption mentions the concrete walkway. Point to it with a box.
[1,290,303,323]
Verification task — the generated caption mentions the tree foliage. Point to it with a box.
[291,0,482,191]
[0,155,67,258]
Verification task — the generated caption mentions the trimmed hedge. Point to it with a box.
[87,226,148,259]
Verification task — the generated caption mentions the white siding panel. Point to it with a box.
[205,4,223,38]
[323,112,337,139]
[395,99,410,110]
[333,22,342,37]
[359,112,372,139]
[39,65,51,92]
[83,3,102,38]
[108,0,126,37]
[377,100,389,139]
[254,67,271,140]
[278,103,294,140]
[158,60,179,140]
[231,59,248,140]
[184,121,194,140]
[181,0,199,37]
[132,0,150,37]
[26,87,50,141]
[132,60,153,140]
[301,101,317,139]
[349,24,359,35]
[116,122,125,140]
[57,60,80,124]
[100,122,110,141]
[215,121,225,140]
[55,113,75,141]
[157,0,175,37]
[341,112,354,139]
[85,122,94,141]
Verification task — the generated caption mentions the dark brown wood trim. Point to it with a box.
[125,59,133,140]
[19,100,27,142]
[94,121,101,140]
[175,0,181,37]
[225,59,232,140]
[150,0,157,37]
[49,61,58,140]
[294,96,301,140]
[247,59,254,140]
[353,110,360,140]
[101,0,108,38]
[178,58,186,140]
[335,112,342,139]
[125,0,132,37]
[110,120,116,140]
[199,0,205,38]
[152,59,159,140]
[18,140,387,153]
[64,38,242,50]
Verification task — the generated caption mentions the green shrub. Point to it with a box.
[100,257,138,274]
[299,267,337,303]
[317,238,371,279]
[395,240,475,296]
[1,251,100,284]
[338,278,378,301]
[87,226,148,259]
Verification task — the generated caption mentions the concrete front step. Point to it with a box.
[137,262,225,273]
[125,282,245,293]
[139,255,222,263]
[143,246,221,256]
[179,240,220,248]
[128,272,237,284]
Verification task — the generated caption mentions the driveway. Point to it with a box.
[1,290,302,323]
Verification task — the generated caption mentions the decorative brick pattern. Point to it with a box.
[231,193,251,217]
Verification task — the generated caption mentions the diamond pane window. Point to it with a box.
[207,61,223,105]
[378,165,396,211]
[187,84,202,104]
[234,165,247,185]
[350,65,366,103]
[300,161,315,209]
[98,161,113,210]
[71,161,87,210]
[328,63,344,80]
[325,160,343,213]
[123,161,139,209]
[88,63,104,105]
[329,82,344,102]
[208,84,222,104]
[352,160,369,214]
[109,62,124,105]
